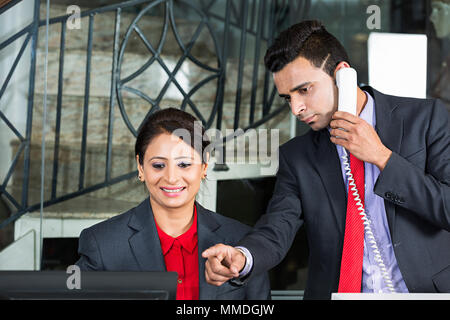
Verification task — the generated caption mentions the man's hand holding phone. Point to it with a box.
[330,111,392,171]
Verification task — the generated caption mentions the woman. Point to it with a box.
[76,108,271,300]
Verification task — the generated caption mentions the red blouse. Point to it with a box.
[155,206,199,300]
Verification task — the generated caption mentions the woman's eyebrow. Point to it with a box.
[149,156,167,161]
[148,155,196,161]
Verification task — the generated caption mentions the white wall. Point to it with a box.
[368,32,428,99]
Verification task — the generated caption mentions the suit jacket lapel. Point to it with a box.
[127,198,166,271]
[364,86,403,155]
[196,203,222,300]
[364,86,404,237]
[313,129,348,236]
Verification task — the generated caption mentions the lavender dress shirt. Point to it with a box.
[334,91,408,293]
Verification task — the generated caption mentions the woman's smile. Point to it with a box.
[160,186,187,197]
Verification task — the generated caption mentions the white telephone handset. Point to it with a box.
[336,67,357,115]
[335,67,396,293]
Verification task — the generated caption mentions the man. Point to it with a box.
[202,20,450,299]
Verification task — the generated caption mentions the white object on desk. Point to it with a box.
[332,293,450,300]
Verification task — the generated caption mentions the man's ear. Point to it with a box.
[333,61,351,79]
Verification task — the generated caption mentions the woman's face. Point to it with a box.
[137,132,207,211]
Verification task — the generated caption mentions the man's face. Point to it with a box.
[273,56,337,131]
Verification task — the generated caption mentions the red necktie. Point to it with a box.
[338,153,365,292]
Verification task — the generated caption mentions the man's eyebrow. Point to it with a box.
[290,81,311,92]
[278,82,312,98]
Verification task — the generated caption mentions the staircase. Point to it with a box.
[0,0,291,270]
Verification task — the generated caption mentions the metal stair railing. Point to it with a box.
[0,0,310,230]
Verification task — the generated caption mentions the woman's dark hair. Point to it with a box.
[264,20,349,77]
[135,108,210,165]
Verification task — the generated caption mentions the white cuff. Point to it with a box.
[235,246,253,278]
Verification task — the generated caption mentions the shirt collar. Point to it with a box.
[155,205,198,255]
[360,90,376,127]
[327,90,376,131]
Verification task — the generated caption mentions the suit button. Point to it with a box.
[385,192,393,199]
[178,279,182,284]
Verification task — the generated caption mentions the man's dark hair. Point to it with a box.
[264,20,349,77]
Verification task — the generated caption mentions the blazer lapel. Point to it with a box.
[196,203,222,300]
[365,86,403,157]
[127,198,166,271]
[313,129,348,236]
[364,86,404,237]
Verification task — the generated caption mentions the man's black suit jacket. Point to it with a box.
[239,86,450,299]
[76,199,271,300]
